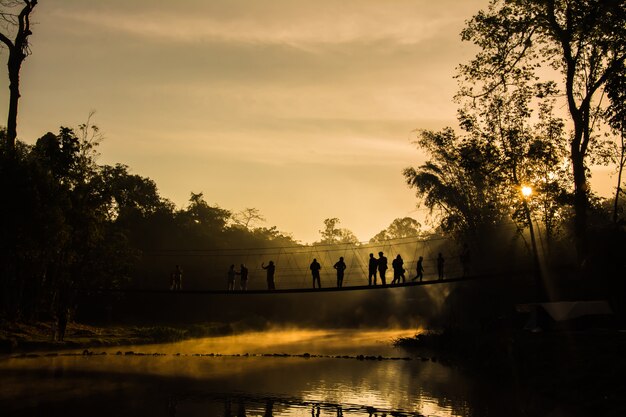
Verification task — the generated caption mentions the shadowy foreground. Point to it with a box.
[0,320,235,353]
[395,328,626,416]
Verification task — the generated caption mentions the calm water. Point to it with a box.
[0,329,540,416]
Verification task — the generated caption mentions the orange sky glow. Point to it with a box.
[0,0,617,243]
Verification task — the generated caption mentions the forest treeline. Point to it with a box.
[0,126,303,319]
[0,125,430,321]
[1,0,626,325]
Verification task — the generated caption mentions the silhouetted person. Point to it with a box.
[238,264,249,290]
[377,252,388,285]
[368,253,378,286]
[391,254,405,284]
[334,256,347,287]
[311,405,320,417]
[413,256,424,282]
[437,253,444,280]
[264,400,274,417]
[460,243,471,276]
[171,264,183,290]
[227,264,236,291]
[262,261,276,290]
[310,258,322,288]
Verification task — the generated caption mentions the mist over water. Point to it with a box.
[97,328,418,356]
[0,328,528,417]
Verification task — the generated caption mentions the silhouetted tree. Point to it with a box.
[318,218,358,245]
[98,164,166,220]
[370,217,421,243]
[174,193,231,249]
[0,0,37,151]
[0,125,139,318]
[457,75,571,251]
[604,63,626,224]
[233,207,266,229]
[403,128,508,240]
[459,0,626,260]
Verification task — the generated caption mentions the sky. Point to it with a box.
[0,0,616,243]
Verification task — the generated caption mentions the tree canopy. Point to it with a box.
[0,0,37,150]
[458,0,626,259]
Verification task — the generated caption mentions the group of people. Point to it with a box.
[311,251,448,289]
[232,261,275,291]
[309,256,347,288]
[227,263,250,291]
[365,251,439,286]
[172,249,460,292]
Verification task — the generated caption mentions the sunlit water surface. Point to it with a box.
[0,329,530,416]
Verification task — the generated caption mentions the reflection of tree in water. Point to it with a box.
[237,400,246,417]
[223,399,247,417]
[224,399,231,417]
[169,395,405,416]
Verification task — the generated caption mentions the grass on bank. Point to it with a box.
[0,320,241,353]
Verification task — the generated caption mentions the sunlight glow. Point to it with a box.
[521,185,533,197]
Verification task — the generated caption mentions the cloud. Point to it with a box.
[52,0,478,47]
[14,0,492,243]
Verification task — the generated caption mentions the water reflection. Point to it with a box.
[0,328,533,416]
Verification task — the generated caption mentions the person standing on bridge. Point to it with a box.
[333,256,347,288]
[368,253,378,286]
[262,261,276,290]
[377,252,388,285]
[437,253,445,280]
[171,265,183,291]
[227,264,237,291]
[413,256,424,282]
[310,258,322,289]
[238,263,249,290]
[391,254,406,284]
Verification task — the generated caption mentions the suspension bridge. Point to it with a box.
[80,233,520,295]
[81,275,493,295]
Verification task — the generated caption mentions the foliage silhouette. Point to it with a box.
[459,0,626,261]
[0,0,37,150]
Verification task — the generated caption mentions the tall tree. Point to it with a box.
[604,63,626,224]
[459,0,626,260]
[370,217,421,243]
[233,207,266,229]
[0,0,37,151]
[458,78,570,250]
[403,128,508,240]
[318,218,358,245]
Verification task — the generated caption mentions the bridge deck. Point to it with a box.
[80,274,498,295]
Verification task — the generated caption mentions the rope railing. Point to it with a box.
[77,273,501,296]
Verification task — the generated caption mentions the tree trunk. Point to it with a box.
[0,0,37,151]
[613,127,625,224]
[6,50,23,151]
[571,144,588,263]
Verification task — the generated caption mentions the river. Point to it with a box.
[0,328,532,416]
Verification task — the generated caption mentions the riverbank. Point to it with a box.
[0,320,236,353]
[395,329,626,416]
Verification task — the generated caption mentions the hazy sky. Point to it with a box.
[3,0,612,243]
